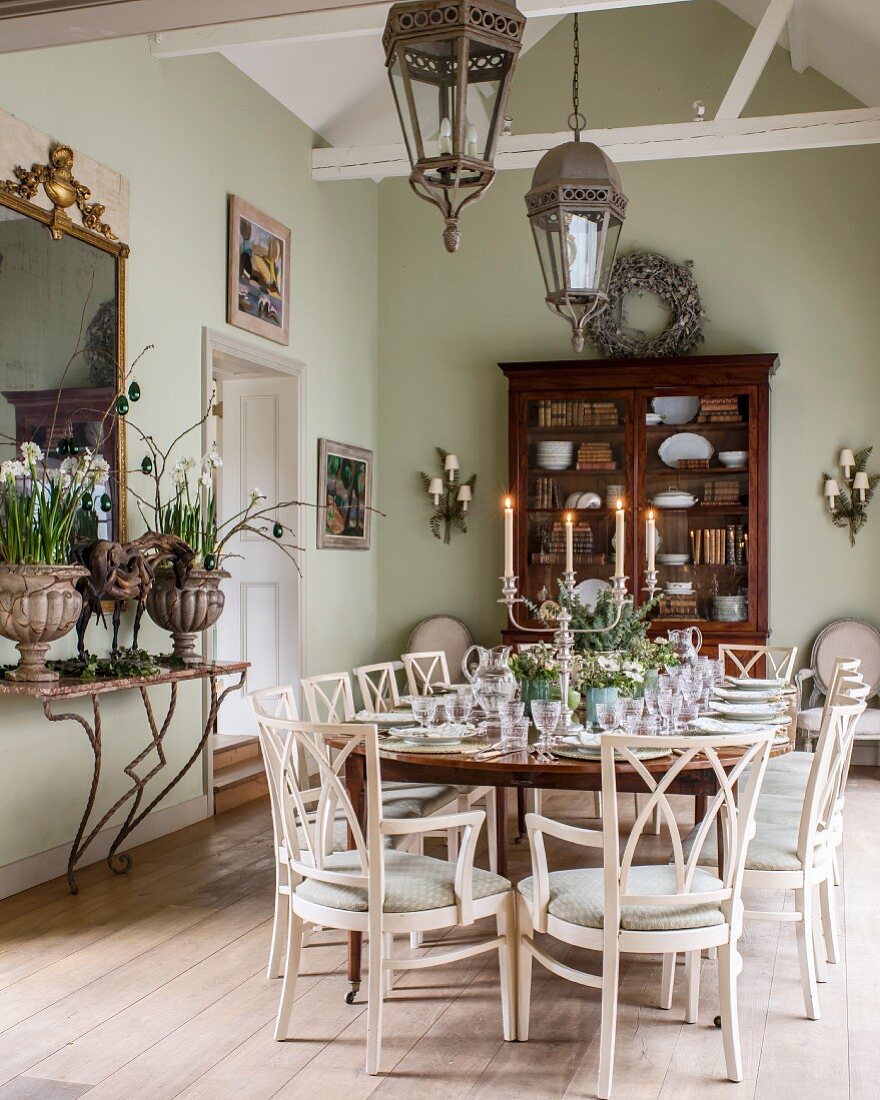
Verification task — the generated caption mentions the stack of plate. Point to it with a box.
[653,489,697,509]
[605,484,624,509]
[713,594,748,621]
[657,552,690,565]
[666,581,693,594]
[535,440,574,470]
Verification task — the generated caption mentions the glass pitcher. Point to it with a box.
[666,626,703,667]
[461,645,517,719]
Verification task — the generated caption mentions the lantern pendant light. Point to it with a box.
[525,15,628,352]
[383,0,525,252]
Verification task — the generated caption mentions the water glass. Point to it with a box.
[447,695,474,725]
[532,699,562,749]
[411,696,437,730]
[498,700,525,725]
[624,697,645,721]
[623,714,640,736]
[430,699,448,727]
[637,716,660,737]
[679,700,700,730]
[714,658,726,685]
[595,703,619,733]
[657,690,674,734]
[657,673,674,694]
[669,694,683,733]
[683,673,703,705]
[643,687,660,717]
[504,718,530,750]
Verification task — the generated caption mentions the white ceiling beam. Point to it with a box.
[312,106,880,179]
[149,0,693,58]
[787,0,809,73]
[715,0,796,120]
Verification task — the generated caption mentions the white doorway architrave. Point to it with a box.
[201,328,306,799]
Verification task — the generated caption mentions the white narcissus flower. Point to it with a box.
[20,441,43,465]
[60,456,79,476]
[45,468,64,485]
[199,470,212,489]
[90,457,111,481]
[250,487,265,503]
[203,446,222,470]
[0,459,24,481]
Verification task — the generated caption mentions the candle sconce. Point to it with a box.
[822,445,878,547]
[420,447,476,544]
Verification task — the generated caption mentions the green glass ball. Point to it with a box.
[99,492,112,513]
[69,440,80,455]
[57,438,70,457]
[204,553,217,571]
[140,455,153,475]
[127,381,141,402]
[115,394,129,416]
[273,522,284,539]
[81,493,93,512]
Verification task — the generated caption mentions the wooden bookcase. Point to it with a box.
[499,354,778,656]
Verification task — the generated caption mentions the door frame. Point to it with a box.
[201,327,306,795]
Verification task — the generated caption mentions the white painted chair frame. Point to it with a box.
[301,671,358,724]
[401,650,451,695]
[518,730,774,1099]
[718,643,798,683]
[263,718,516,1075]
[353,661,403,712]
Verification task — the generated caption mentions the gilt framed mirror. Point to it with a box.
[0,144,129,540]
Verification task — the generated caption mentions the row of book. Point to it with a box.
[689,525,747,565]
[697,395,742,424]
[535,400,620,427]
[576,442,616,471]
[533,477,562,509]
[703,480,743,503]
[535,522,595,557]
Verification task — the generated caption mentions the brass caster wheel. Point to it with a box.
[714,1014,722,1029]
[345,982,361,1005]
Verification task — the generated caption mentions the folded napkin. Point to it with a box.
[688,716,784,735]
[355,709,414,724]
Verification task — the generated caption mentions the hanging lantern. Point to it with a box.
[525,15,628,353]
[384,0,524,252]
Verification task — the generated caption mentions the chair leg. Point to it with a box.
[273,909,304,1040]
[516,897,534,1041]
[832,846,841,887]
[685,950,700,1023]
[383,933,394,996]
[812,885,829,983]
[795,887,820,1020]
[820,877,840,965]
[496,894,516,1041]
[717,941,743,1082]
[660,953,676,1010]
[597,939,620,1100]
[266,867,288,979]
[410,836,424,950]
[486,790,498,874]
[592,791,602,818]
[365,922,385,1075]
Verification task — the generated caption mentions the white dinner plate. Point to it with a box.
[653,396,700,425]
[657,553,690,565]
[710,703,791,723]
[712,686,783,703]
[688,717,782,735]
[398,725,468,746]
[573,577,611,611]
[723,677,788,691]
[658,432,714,468]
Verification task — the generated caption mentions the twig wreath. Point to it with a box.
[587,251,706,358]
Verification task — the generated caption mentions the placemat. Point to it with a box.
[380,737,485,755]
[550,744,672,762]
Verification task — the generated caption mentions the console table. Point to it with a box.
[0,662,247,893]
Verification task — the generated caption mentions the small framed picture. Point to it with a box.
[317,439,373,550]
[227,195,290,345]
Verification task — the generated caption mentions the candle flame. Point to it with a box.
[616,498,623,511]
[504,496,512,510]
[566,512,572,523]
[648,509,654,520]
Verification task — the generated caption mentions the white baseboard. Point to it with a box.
[0,794,210,901]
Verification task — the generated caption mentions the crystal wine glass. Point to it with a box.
[669,693,683,733]
[657,689,674,735]
[679,699,700,731]
[595,703,618,733]
[625,697,645,721]
[532,699,562,751]
[643,687,660,717]
[411,696,437,731]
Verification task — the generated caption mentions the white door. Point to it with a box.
[214,375,301,735]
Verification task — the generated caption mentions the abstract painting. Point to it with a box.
[317,439,372,550]
[227,195,290,345]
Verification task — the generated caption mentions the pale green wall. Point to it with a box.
[0,38,378,868]
[376,0,880,667]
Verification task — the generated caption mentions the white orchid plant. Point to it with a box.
[0,441,110,565]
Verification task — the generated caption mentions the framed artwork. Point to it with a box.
[227,195,290,345]
[317,439,372,550]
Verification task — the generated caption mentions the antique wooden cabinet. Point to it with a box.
[499,354,778,656]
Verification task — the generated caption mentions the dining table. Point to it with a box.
[341,722,792,1002]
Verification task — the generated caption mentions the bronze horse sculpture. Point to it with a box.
[72,533,194,656]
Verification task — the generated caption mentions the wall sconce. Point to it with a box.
[822,445,878,547]
[420,447,476,543]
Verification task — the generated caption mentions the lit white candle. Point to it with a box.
[565,511,574,573]
[614,499,625,578]
[646,509,656,572]
[466,122,479,157]
[439,116,453,156]
[503,496,514,577]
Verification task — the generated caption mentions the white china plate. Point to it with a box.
[653,396,700,425]
[657,552,690,565]
[724,677,787,690]
[564,492,582,508]
[578,491,602,509]
[573,577,611,611]
[398,725,468,746]
[688,717,782,735]
[710,703,790,723]
[563,733,602,747]
[658,432,714,468]
[713,686,783,703]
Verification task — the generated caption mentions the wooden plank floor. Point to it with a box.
[0,769,877,1099]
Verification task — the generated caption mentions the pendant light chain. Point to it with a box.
[568,14,587,140]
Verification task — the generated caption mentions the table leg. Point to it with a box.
[694,794,707,824]
[495,787,509,879]
[345,751,367,1004]
[515,788,526,843]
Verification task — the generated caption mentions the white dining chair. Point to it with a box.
[353,661,403,713]
[260,716,516,1075]
[718,643,798,684]
[401,650,451,695]
[673,673,866,1021]
[517,729,774,1099]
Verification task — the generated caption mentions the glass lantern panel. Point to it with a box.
[399,40,459,166]
[562,210,603,293]
[463,44,512,160]
[531,213,565,296]
[598,216,623,297]
[388,55,418,165]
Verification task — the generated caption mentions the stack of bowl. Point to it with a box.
[712,594,748,621]
[535,440,574,470]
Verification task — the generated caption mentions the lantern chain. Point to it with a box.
[568,14,587,139]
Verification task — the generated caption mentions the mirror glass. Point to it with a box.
[0,199,120,539]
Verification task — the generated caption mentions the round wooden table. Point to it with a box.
[341,734,791,1000]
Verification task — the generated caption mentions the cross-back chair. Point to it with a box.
[301,671,357,724]
[401,650,451,696]
[718,643,798,683]
[256,717,515,1075]
[353,661,402,713]
[517,729,774,1099]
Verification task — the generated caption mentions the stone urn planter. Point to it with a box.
[0,563,88,682]
[146,568,229,665]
